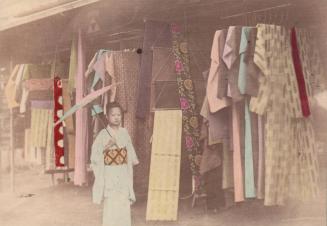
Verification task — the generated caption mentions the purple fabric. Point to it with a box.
[136,20,172,119]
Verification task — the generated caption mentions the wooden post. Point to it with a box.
[10,109,15,192]
[9,59,15,192]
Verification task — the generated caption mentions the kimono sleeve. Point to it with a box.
[90,130,105,168]
[124,129,139,166]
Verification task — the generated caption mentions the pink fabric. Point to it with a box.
[223,26,239,70]
[207,30,232,113]
[74,30,89,186]
[232,102,244,202]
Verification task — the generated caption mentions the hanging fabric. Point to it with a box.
[199,122,225,209]
[25,79,53,91]
[68,36,77,93]
[250,24,320,206]
[74,29,89,186]
[136,20,172,119]
[243,98,256,198]
[53,76,65,167]
[170,23,202,190]
[5,65,20,109]
[238,27,261,97]
[256,115,265,199]
[223,26,243,102]
[31,108,52,148]
[290,28,311,117]
[22,64,51,80]
[146,110,182,221]
[206,30,232,113]
[222,26,245,202]
[238,26,261,199]
[62,81,75,168]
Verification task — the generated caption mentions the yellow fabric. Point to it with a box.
[251,24,320,206]
[4,65,20,109]
[31,108,52,148]
[146,110,182,221]
[68,36,77,92]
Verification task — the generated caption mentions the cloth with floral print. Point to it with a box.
[171,23,203,192]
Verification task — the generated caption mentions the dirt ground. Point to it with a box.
[0,164,326,226]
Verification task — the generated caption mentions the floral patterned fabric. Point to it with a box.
[171,23,202,190]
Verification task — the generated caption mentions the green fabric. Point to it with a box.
[244,98,256,198]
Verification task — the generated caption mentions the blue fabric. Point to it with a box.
[91,49,109,89]
[91,104,103,116]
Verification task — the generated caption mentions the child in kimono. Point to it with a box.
[90,102,139,226]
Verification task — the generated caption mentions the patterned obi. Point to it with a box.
[104,147,128,166]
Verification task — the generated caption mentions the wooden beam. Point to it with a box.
[0,0,101,31]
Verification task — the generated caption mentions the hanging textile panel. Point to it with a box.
[113,51,152,192]
[30,108,52,148]
[250,24,302,118]
[137,20,172,119]
[111,51,140,145]
[295,28,326,97]
[171,23,201,180]
[24,79,53,91]
[288,118,320,201]
[54,77,65,167]
[290,28,310,117]
[251,24,320,205]
[151,47,180,110]
[62,81,75,168]
[74,30,89,186]
[146,110,182,221]
[5,65,20,109]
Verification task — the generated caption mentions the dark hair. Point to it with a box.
[107,102,123,114]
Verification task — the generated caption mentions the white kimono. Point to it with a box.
[90,126,139,226]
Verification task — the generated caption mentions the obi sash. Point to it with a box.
[104,147,128,165]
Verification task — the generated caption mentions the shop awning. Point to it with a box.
[0,0,101,31]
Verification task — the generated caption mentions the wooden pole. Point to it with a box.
[9,60,15,192]
[10,108,15,192]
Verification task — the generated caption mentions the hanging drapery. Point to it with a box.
[24,79,53,91]
[74,29,89,186]
[68,36,77,93]
[223,26,243,101]
[171,23,202,190]
[62,81,75,168]
[31,108,52,148]
[238,27,262,199]
[222,26,245,202]
[136,20,172,119]
[290,28,310,117]
[256,115,265,199]
[146,110,182,221]
[53,76,65,167]
[250,24,321,206]
[5,65,20,109]
[206,30,232,113]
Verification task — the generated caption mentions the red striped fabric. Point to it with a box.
[290,28,311,117]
